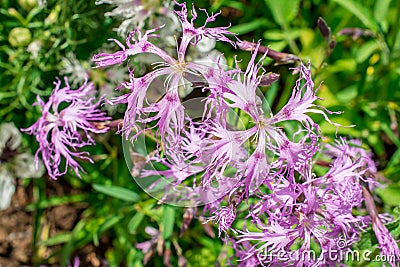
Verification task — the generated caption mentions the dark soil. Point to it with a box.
[0,179,34,267]
[0,179,109,267]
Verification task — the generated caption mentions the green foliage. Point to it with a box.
[92,183,140,202]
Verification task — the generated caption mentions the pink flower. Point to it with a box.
[174,1,235,61]
[273,63,341,129]
[371,214,400,267]
[201,122,256,186]
[223,43,266,121]
[93,2,235,145]
[92,26,173,67]
[23,78,109,179]
[209,205,236,237]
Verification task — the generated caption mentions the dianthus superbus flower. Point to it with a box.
[363,186,400,267]
[92,1,235,145]
[23,78,110,179]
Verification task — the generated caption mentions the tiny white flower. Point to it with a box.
[27,39,42,59]
[60,52,89,86]
[0,168,15,210]
[0,122,44,210]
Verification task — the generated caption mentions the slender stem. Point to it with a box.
[362,186,379,220]
[237,40,300,63]
[93,119,123,130]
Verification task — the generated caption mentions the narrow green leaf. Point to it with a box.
[376,184,400,207]
[26,7,43,23]
[335,85,358,103]
[210,0,227,11]
[211,0,246,11]
[386,215,400,232]
[0,91,16,99]
[388,214,400,239]
[381,123,400,147]
[93,233,99,247]
[354,230,374,250]
[355,40,379,63]
[39,232,71,246]
[332,0,378,31]
[264,0,300,28]
[93,184,140,202]
[327,58,357,73]
[161,206,176,240]
[127,248,143,267]
[25,194,86,211]
[229,18,269,35]
[373,0,392,30]
[224,1,246,11]
[367,134,385,157]
[128,212,145,234]
[387,148,400,168]
[99,216,122,232]
[263,28,301,41]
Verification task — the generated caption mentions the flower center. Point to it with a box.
[172,60,187,76]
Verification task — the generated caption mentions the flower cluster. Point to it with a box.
[24,78,110,179]
[25,1,399,266]
[90,2,399,266]
[92,1,234,143]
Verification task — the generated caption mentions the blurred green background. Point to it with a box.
[0,0,399,266]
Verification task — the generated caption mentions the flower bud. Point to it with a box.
[18,0,38,11]
[45,4,60,25]
[8,27,32,47]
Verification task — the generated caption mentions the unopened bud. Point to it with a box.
[18,0,38,11]
[8,27,32,47]
[259,73,280,86]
